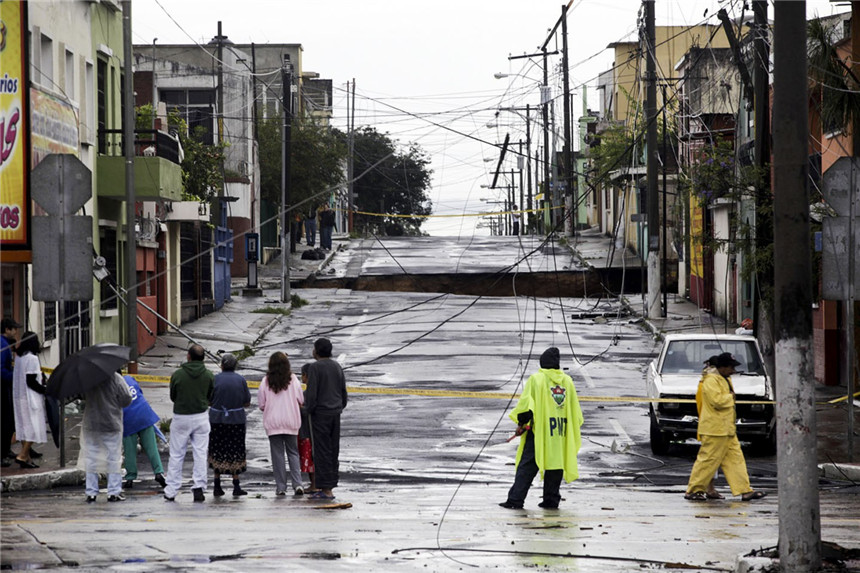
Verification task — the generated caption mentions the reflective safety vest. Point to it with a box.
[510,368,584,482]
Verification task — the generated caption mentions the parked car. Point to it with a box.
[645,333,775,455]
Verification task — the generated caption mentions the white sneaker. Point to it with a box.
[294,487,304,496]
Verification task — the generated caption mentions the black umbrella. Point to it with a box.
[46,343,131,399]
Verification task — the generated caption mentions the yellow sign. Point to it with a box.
[690,196,704,278]
[0,0,30,253]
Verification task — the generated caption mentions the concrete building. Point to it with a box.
[0,0,183,361]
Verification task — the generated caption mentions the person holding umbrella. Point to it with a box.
[81,369,132,503]
[44,343,135,500]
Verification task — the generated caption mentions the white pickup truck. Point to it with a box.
[645,333,775,455]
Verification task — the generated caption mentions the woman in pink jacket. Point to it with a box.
[258,352,305,496]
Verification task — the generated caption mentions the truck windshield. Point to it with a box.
[661,340,765,375]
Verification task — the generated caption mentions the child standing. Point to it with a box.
[121,374,166,489]
[299,364,316,493]
[258,352,304,496]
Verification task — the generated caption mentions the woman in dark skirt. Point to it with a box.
[208,353,251,497]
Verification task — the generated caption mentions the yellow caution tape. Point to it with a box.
[827,390,860,404]
[341,206,559,220]
[40,368,777,404]
[53,369,773,404]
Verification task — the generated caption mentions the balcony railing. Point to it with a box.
[98,129,182,165]
[96,129,183,202]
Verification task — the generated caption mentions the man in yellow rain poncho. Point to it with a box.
[499,347,583,509]
[684,352,767,502]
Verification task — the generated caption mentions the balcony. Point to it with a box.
[96,129,183,202]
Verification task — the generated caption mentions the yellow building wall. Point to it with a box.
[612,25,737,124]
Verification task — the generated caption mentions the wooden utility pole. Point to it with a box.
[644,0,660,318]
[772,2,821,570]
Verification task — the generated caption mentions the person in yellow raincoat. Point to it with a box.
[499,347,583,509]
[685,352,767,501]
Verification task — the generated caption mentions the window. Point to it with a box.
[97,59,107,153]
[84,61,94,143]
[39,33,53,87]
[99,226,118,312]
[44,302,57,341]
[161,89,216,144]
[64,49,75,98]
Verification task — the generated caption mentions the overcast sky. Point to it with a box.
[132,0,845,236]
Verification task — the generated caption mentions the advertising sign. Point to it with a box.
[30,87,79,165]
[0,0,31,258]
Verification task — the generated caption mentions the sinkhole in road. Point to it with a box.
[299,267,641,298]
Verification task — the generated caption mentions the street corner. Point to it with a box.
[1,468,85,493]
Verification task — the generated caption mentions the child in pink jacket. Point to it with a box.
[258,352,305,495]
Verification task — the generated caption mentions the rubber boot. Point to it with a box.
[232,478,247,497]
[213,476,225,497]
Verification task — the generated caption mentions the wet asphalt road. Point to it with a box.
[2,235,858,571]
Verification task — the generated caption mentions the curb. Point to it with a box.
[819,462,860,483]
[1,468,85,493]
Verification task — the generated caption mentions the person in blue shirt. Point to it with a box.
[1,318,22,466]
[121,374,166,489]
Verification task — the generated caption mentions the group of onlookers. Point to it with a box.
[293,204,338,251]
[161,337,346,503]
[1,324,348,504]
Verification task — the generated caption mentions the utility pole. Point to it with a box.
[661,84,668,318]
[122,0,137,370]
[772,2,821,570]
[280,55,293,303]
[250,43,258,233]
[526,104,532,225]
[214,22,226,226]
[348,79,355,234]
[644,0,661,319]
[518,141,525,221]
[542,48,551,235]
[561,2,574,235]
[151,38,157,130]
[752,1,775,380]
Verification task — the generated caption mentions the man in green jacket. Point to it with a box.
[499,347,583,509]
[163,344,214,502]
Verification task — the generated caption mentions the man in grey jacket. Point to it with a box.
[305,338,347,499]
[83,371,132,503]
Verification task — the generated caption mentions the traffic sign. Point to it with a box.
[31,154,92,216]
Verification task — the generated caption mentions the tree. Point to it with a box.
[258,113,347,214]
[345,126,433,236]
[135,105,226,202]
[180,125,227,202]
